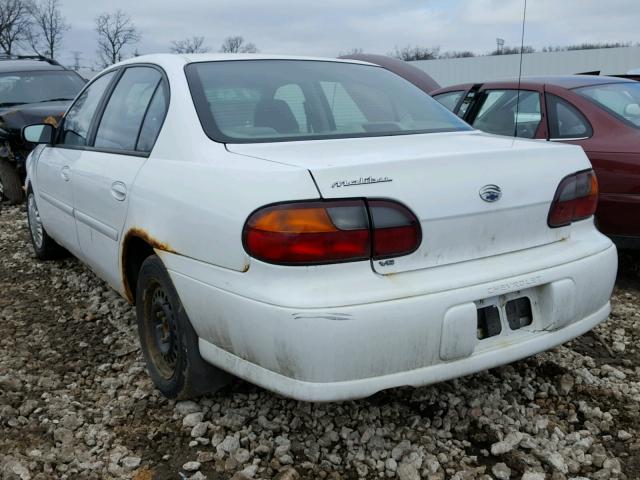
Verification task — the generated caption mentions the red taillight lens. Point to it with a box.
[368,200,422,259]
[243,199,422,265]
[243,200,371,265]
[548,169,598,228]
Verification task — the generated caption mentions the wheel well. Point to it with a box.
[122,235,155,304]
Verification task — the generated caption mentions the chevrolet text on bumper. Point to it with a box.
[23,54,617,401]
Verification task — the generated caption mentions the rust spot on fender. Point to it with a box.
[121,228,178,304]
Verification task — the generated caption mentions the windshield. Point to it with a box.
[575,82,640,128]
[186,60,471,143]
[0,70,85,108]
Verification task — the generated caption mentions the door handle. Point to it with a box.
[60,166,71,182]
[110,181,127,201]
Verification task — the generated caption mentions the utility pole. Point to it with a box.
[496,38,505,55]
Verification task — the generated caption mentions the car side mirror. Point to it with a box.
[22,123,55,144]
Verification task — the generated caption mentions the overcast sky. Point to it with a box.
[54,0,640,70]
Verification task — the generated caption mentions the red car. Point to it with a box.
[432,76,640,247]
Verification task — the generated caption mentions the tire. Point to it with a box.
[136,255,233,399]
[26,187,67,260]
[0,158,24,204]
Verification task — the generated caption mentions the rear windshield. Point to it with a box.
[185,60,470,143]
[0,70,85,108]
[575,82,640,128]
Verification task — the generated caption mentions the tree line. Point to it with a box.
[0,0,260,70]
[390,42,638,61]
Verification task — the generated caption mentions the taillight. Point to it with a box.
[243,199,421,265]
[548,169,598,228]
[368,200,422,259]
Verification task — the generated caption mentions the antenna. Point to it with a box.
[514,0,527,137]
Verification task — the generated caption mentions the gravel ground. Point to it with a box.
[1,204,639,480]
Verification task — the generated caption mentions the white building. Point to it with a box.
[410,46,640,87]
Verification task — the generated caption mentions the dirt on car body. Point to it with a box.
[0,205,638,479]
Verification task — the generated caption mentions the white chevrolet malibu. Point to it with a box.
[22,54,617,402]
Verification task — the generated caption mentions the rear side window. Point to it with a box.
[60,71,116,146]
[433,91,464,113]
[472,89,541,138]
[94,67,162,152]
[136,82,168,152]
[575,82,640,128]
[546,93,592,139]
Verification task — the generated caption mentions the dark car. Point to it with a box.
[432,76,640,247]
[338,53,441,94]
[0,56,86,203]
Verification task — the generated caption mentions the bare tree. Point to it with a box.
[439,50,475,59]
[0,0,32,55]
[170,36,209,54]
[27,0,69,59]
[340,47,363,56]
[489,45,534,55]
[219,36,258,54]
[95,10,140,67]
[392,45,440,61]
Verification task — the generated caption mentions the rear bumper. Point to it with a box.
[160,230,617,402]
[198,302,609,402]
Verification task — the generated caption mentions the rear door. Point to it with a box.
[466,86,548,139]
[72,66,168,288]
[35,70,117,254]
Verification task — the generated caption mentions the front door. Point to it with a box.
[35,70,118,255]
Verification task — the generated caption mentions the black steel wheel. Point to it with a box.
[136,255,232,399]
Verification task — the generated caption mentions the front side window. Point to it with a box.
[0,70,85,108]
[575,82,640,128]
[60,71,116,146]
[94,67,162,151]
[433,91,465,113]
[472,89,541,139]
[186,60,470,143]
[546,93,592,139]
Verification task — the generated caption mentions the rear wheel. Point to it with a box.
[26,188,66,260]
[136,255,232,399]
[0,158,24,204]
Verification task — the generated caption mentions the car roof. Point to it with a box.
[435,75,636,93]
[338,53,441,93]
[516,75,636,89]
[0,59,66,73]
[116,53,374,69]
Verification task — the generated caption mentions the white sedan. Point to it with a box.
[23,54,617,402]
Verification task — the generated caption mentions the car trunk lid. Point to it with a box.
[227,131,591,274]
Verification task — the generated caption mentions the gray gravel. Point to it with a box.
[1,204,639,480]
